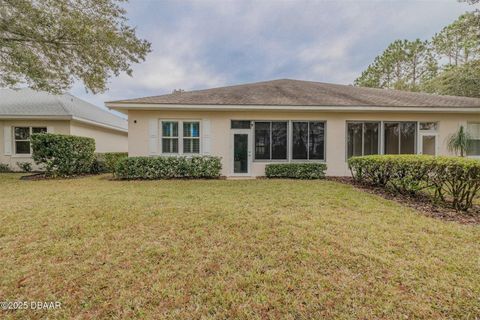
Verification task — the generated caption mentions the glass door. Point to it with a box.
[232,130,251,175]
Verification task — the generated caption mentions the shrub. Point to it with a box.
[114,156,222,179]
[265,163,327,179]
[16,162,32,173]
[90,153,108,174]
[0,163,11,172]
[90,152,128,174]
[31,133,95,177]
[104,152,128,173]
[348,155,480,211]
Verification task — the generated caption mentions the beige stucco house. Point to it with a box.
[106,79,480,177]
[1,88,128,170]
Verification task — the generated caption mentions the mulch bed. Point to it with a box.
[328,177,480,225]
[20,173,101,181]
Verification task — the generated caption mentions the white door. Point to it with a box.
[231,129,252,176]
[419,133,438,156]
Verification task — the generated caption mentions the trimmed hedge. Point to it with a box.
[90,152,128,174]
[265,163,327,179]
[348,155,480,211]
[31,133,95,177]
[114,156,222,179]
[0,163,11,172]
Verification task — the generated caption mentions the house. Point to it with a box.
[1,88,128,170]
[105,79,480,177]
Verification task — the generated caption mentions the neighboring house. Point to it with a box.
[106,79,480,177]
[1,88,128,170]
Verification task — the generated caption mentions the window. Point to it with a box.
[292,121,325,160]
[467,123,480,156]
[347,122,379,158]
[183,122,200,153]
[254,121,287,160]
[231,120,251,129]
[161,120,200,154]
[161,121,178,153]
[14,127,47,154]
[384,122,416,154]
[420,122,438,131]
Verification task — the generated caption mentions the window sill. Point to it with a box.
[11,154,32,158]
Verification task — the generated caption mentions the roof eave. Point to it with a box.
[105,102,480,113]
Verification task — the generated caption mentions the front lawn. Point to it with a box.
[0,174,479,319]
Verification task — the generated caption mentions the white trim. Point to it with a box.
[418,133,439,156]
[106,102,480,114]
[12,126,47,156]
[0,115,127,133]
[230,129,252,176]
[3,126,12,155]
[71,117,128,133]
[158,119,201,155]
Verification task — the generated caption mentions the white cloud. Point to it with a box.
[70,0,474,107]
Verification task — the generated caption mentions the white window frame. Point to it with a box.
[13,126,47,156]
[159,120,201,155]
[467,122,480,158]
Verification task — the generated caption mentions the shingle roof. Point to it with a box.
[107,79,480,108]
[0,88,127,131]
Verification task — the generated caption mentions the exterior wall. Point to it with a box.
[127,110,478,177]
[69,121,128,153]
[0,120,70,170]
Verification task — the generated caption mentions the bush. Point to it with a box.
[90,152,128,174]
[104,152,128,173]
[16,162,32,173]
[348,155,480,211]
[114,156,222,179]
[31,133,95,177]
[90,153,108,174]
[265,163,327,179]
[0,163,11,172]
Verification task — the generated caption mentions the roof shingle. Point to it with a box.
[107,79,480,108]
[0,88,127,131]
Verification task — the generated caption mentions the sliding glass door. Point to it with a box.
[384,122,416,154]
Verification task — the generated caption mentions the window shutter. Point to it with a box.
[3,126,12,155]
[202,119,211,155]
[47,126,54,133]
[148,119,158,155]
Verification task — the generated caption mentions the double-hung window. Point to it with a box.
[292,121,325,160]
[347,122,380,158]
[183,122,200,153]
[161,121,179,153]
[384,122,416,154]
[254,121,288,160]
[14,127,47,155]
[161,120,200,154]
[467,122,480,156]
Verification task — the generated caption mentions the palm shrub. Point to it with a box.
[447,125,472,157]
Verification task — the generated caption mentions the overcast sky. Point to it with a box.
[71,0,475,109]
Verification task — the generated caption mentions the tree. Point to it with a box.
[432,12,479,66]
[422,60,480,97]
[447,125,472,157]
[356,11,480,97]
[354,39,437,91]
[0,0,151,94]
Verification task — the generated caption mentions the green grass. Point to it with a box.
[0,174,479,319]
